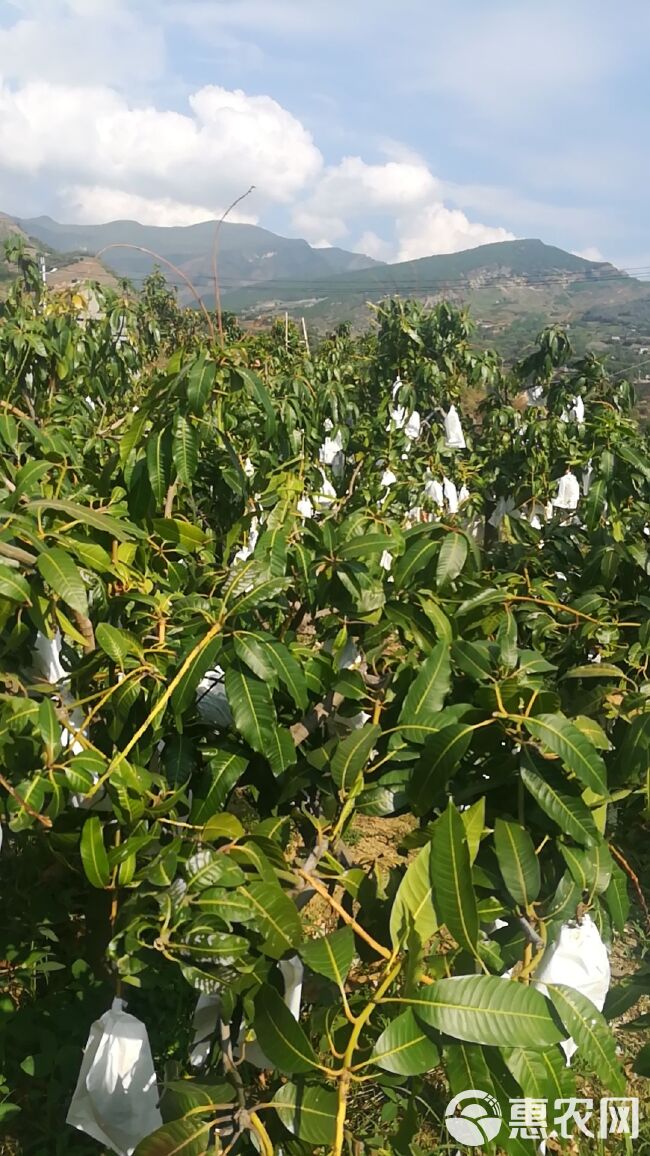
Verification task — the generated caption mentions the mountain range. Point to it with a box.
[14,215,381,290]
[4,214,650,396]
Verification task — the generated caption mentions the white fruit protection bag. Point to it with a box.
[534,914,610,1062]
[67,999,163,1156]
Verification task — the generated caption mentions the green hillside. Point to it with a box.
[16,215,381,291]
[5,218,650,393]
[221,238,650,381]
[222,238,624,310]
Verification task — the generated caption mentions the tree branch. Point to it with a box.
[0,541,37,567]
[290,690,344,746]
[72,609,96,653]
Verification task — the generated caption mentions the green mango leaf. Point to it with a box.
[613,711,650,784]
[179,965,222,995]
[445,1043,497,1119]
[236,367,276,427]
[546,984,625,1094]
[266,642,309,711]
[457,587,504,618]
[0,563,31,603]
[161,1080,236,1116]
[80,816,110,889]
[397,642,451,729]
[272,1082,337,1146]
[562,664,625,680]
[186,352,216,415]
[63,537,114,574]
[330,723,380,791]
[604,862,630,933]
[603,980,646,1021]
[256,529,287,576]
[225,571,289,618]
[412,975,563,1048]
[573,715,611,751]
[496,612,518,672]
[585,477,607,530]
[301,927,355,985]
[26,499,144,541]
[338,533,393,561]
[546,871,582,923]
[203,813,245,842]
[152,519,208,551]
[185,849,246,891]
[501,1044,575,1102]
[234,634,278,684]
[452,640,497,681]
[559,842,612,900]
[8,775,46,832]
[253,984,319,1073]
[461,798,485,865]
[390,842,437,949]
[225,669,277,756]
[96,623,141,668]
[394,538,438,587]
[146,428,172,504]
[418,595,453,643]
[371,1009,440,1075]
[190,751,248,823]
[523,713,607,795]
[436,532,468,587]
[171,635,222,719]
[133,1117,213,1155]
[38,697,60,762]
[494,819,541,908]
[175,924,249,962]
[246,882,303,958]
[37,547,88,615]
[633,1041,650,1077]
[409,722,473,814]
[13,459,53,498]
[517,650,557,676]
[520,765,598,846]
[65,752,103,793]
[266,725,297,777]
[193,888,257,925]
[119,408,148,464]
[172,414,199,485]
[430,802,479,955]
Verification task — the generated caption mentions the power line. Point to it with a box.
[116,266,650,295]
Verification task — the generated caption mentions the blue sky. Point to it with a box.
[0,0,649,267]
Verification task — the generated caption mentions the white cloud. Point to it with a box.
[0,4,518,261]
[0,78,323,221]
[64,186,258,227]
[356,231,394,262]
[293,155,514,260]
[396,205,514,261]
[292,155,437,247]
[572,246,605,263]
[300,156,440,224]
[0,0,164,87]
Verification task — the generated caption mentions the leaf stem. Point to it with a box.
[332,959,402,1156]
[88,619,223,798]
